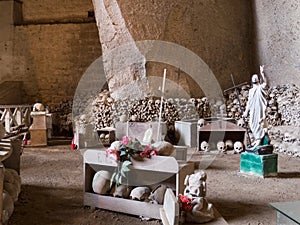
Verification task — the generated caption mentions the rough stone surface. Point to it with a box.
[92,0,253,99]
[8,145,300,225]
[13,23,101,107]
[92,0,149,100]
[253,0,300,87]
[2,0,299,112]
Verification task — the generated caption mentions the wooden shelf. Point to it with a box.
[83,149,194,219]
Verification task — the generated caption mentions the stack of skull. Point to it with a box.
[91,90,220,131]
[92,170,169,205]
[269,126,300,158]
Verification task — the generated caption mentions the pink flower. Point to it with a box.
[150,150,158,156]
[121,136,131,145]
[106,148,120,162]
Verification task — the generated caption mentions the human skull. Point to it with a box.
[233,141,244,154]
[148,99,154,105]
[229,92,236,100]
[242,90,249,98]
[240,97,247,106]
[201,97,208,104]
[197,118,206,129]
[227,112,233,118]
[241,85,248,91]
[217,141,226,153]
[155,99,161,107]
[113,185,132,198]
[233,98,239,105]
[237,118,245,128]
[104,134,110,143]
[188,98,196,105]
[130,187,151,201]
[99,133,105,141]
[200,141,210,152]
[283,132,294,142]
[33,102,45,112]
[148,184,167,205]
[225,140,234,150]
[234,112,241,120]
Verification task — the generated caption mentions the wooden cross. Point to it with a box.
[175,67,181,80]
[223,75,247,93]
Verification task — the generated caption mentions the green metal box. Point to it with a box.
[240,152,278,177]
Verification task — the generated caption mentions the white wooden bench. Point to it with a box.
[83,149,194,219]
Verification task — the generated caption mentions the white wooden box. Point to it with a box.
[175,120,198,147]
[115,121,167,143]
[173,145,187,161]
[83,149,194,219]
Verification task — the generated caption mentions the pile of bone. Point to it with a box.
[224,84,250,121]
[92,90,115,130]
[2,168,21,224]
[224,83,300,127]
[112,98,182,126]
[52,99,73,135]
[92,170,169,204]
[269,84,300,127]
[269,126,300,157]
[91,93,221,130]
[200,140,245,154]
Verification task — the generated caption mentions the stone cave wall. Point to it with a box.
[253,0,300,88]
[95,0,254,98]
[12,0,102,108]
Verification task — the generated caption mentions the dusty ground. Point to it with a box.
[9,145,300,225]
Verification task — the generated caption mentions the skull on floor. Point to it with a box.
[225,140,234,150]
[233,141,244,154]
[217,141,226,153]
[200,141,210,152]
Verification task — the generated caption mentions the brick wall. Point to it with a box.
[12,0,102,108]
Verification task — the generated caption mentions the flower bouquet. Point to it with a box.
[106,136,158,186]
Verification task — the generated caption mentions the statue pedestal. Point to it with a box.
[29,112,47,146]
[240,152,278,177]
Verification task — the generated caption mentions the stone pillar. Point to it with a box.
[0,0,22,82]
[253,0,300,87]
[92,0,149,100]
[29,112,47,146]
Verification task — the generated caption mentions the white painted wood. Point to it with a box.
[0,105,31,132]
[84,192,162,219]
[175,120,198,147]
[83,149,194,220]
[160,188,179,225]
[176,162,194,196]
[173,146,187,161]
[84,150,179,173]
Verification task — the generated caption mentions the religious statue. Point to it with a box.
[243,65,272,153]
[178,171,215,224]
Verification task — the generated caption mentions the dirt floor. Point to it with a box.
[9,145,300,225]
